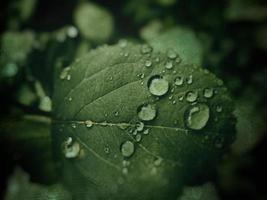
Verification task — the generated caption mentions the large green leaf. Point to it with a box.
[52,42,235,200]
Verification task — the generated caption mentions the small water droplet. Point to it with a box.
[148,75,169,96]
[104,146,110,154]
[145,60,152,67]
[141,44,153,54]
[60,67,71,80]
[174,76,184,86]
[137,104,157,121]
[135,134,142,142]
[187,75,193,85]
[120,141,135,157]
[203,88,214,98]
[85,120,93,128]
[154,157,163,166]
[185,104,210,130]
[178,95,184,101]
[118,123,129,130]
[114,111,119,116]
[216,105,222,112]
[172,100,176,104]
[122,160,130,167]
[165,61,173,69]
[143,129,149,135]
[62,137,80,158]
[175,57,181,64]
[68,97,73,102]
[167,49,177,59]
[136,122,144,131]
[71,123,77,129]
[186,91,198,102]
[155,57,160,63]
[168,95,173,100]
[124,52,129,57]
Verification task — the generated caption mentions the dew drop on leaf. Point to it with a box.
[167,49,177,59]
[216,105,222,112]
[85,120,93,128]
[136,122,144,131]
[148,75,169,96]
[186,91,198,102]
[185,104,210,130]
[165,61,173,69]
[187,75,193,84]
[203,88,214,98]
[60,67,71,80]
[143,129,149,135]
[120,141,135,157]
[135,134,142,142]
[145,60,152,67]
[137,104,157,121]
[154,157,163,166]
[174,76,184,86]
[62,137,81,158]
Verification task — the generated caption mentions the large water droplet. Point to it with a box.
[120,141,135,157]
[148,75,169,96]
[137,104,157,121]
[186,91,198,102]
[185,104,210,130]
[62,137,80,158]
[174,76,184,86]
[203,88,214,98]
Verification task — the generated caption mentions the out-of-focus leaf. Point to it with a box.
[4,167,71,200]
[74,2,114,43]
[52,42,235,199]
[140,19,164,41]
[177,182,220,200]
[148,27,204,66]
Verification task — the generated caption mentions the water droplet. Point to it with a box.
[172,100,176,104]
[114,111,119,116]
[124,52,129,57]
[155,57,160,63]
[85,120,93,128]
[135,134,142,142]
[187,75,193,84]
[203,88,214,98]
[186,91,198,102]
[104,146,110,154]
[145,60,152,67]
[141,44,153,54]
[185,104,210,130]
[71,123,77,129]
[122,160,130,167]
[120,141,135,157]
[136,122,144,131]
[137,104,157,121]
[165,61,173,69]
[154,157,163,166]
[148,75,169,96]
[174,76,184,86]
[178,95,184,101]
[143,129,149,135]
[62,137,80,158]
[118,123,130,130]
[168,95,173,100]
[216,105,222,112]
[68,97,73,102]
[175,57,182,64]
[60,67,71,80]
[167,49,177,59]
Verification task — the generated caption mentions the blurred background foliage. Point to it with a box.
[0,0,266,199]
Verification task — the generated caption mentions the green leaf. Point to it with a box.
[52,42,235,200]
[5,167,71,200]
[74,2,114,43]
[177,183,220,200]
[147,27,204,66]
